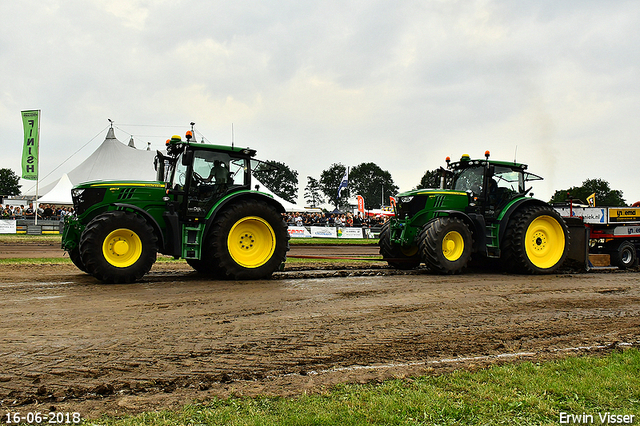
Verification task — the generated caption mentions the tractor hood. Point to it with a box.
[394,188,470,219]
[396,188,469,200]
[70,180,167,216]
[72,180,166,190]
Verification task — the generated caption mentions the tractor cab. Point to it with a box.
[157,134,256,221]
[447,152,542,218]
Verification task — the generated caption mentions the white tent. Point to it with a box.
[252,179,316,212]
[36,128,158,204]
[37,173,74,205]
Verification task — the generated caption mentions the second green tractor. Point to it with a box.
[380,152,569,274]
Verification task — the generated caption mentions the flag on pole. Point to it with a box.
[356,195,365,213]
[389,196,397,209]
[587,193,596,207]
[337,168,348,197]
[21,110,40,180]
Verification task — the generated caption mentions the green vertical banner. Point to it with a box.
[21,110,40,180]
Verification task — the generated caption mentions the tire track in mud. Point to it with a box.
[0,262,638,417]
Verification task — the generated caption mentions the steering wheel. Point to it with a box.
[193,172,205,183]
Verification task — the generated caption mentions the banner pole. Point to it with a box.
[34,110,41,226]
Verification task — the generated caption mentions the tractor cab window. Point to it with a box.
[486,166,523,209]
[173,153,189,188]
[493,166,524,194]
[452,167,484,195]
[191,152,248,189]
[186,150,249,217]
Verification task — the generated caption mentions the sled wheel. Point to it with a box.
[207,199,289,279]
[379,221,420,269]
[419,217,472,274]
[502,205,568,274]
[610,241,637,270]
[80,211,157,283]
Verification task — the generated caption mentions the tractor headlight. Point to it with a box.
[72,187,106,215]
[400,196,414,203]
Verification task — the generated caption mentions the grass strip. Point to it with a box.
[90,349,640,425]
[0,234,62,243]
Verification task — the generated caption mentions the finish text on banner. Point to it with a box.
[21,110,40,180]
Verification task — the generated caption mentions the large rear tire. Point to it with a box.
[502,205,568,274]
[80,211,157,283]
[379,221,420,269]
[418,217,472,274]
[205,199,289,280]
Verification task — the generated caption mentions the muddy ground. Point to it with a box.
[0,241,639,420]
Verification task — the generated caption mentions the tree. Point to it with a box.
[253,160,298,203]
[416,169,441,190]
[350,162,398,210]
[304,176,325,208]
[319,163,348,211]
[0,168,21,196]
[549,178,626,207]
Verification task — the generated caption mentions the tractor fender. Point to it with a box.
[203,191,285,236]
[496,198,550,243]
[111,203,166,251]
[433,210,486,253]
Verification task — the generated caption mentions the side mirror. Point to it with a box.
[182,149,193,167]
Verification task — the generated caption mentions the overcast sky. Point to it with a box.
[2,0,639,206]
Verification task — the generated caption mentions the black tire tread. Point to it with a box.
[379,221,420,270]
[80,211,158,283]
[501,205,569,274]
[206,199,289,280]
[418,217,472,274]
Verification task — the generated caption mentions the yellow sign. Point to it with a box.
[609,208,640,222]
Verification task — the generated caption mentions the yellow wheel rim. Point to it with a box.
[442,231,464,261]
[525,215,566,269]
[228,216,276,268]
[102,228,143,268]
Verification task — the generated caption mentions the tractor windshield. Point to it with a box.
[452,167,484,195]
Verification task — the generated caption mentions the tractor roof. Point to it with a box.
[166,135,257,157]
[448,153,528,171]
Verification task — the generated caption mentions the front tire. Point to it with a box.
[379,221,420,269]
[418,217,472,274]
[80,211,157,283]
[68,246,87,273]
[502,205,568,274]
[205,199,289,280]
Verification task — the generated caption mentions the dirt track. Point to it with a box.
[0,242,639,419]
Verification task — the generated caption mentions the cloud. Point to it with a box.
[1,0,639,204]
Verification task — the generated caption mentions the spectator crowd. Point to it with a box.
[1,203,75,220]
[283,211,388,228]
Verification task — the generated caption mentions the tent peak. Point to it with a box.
[106,127,117,140]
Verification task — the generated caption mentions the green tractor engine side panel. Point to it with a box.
[62,181,168,252]
[391,190,469,247]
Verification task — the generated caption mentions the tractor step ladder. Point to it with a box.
[485,222,500,258]
[182,224,205,259]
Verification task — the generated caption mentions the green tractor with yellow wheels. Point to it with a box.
[62,129,289,283]
[380,152,569,274]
